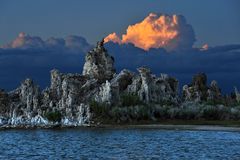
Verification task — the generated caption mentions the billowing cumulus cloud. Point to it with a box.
[1,32,92,53]
[65,35,92,52]
[105,13,195,51]
[2,32,45,49]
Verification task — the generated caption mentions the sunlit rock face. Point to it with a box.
[82,39,116,82]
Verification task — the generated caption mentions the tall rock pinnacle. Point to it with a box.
[82,39,116,82]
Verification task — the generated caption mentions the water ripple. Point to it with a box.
[0,129,240,159]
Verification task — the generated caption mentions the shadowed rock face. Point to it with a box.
[182,73,209,102]
[0,89,9,116]
[0,40,234,128]
[207,80,221,101]
[182,73,223,103]
[234,87,240,103]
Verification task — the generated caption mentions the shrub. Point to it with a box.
[158,100,175,106]
[233,101,240,107]
[120,93,142,107]
[137,105,151,120]
[200,105,230,120]
[168,108,181,119]
[109,107,122,120]
[230,108,240,120]
[89,100,110,118]
[178,106,199,120]
[205,99,225,106]
[45,111,62,122]
[153,105,170,119]
[201,106,218,120]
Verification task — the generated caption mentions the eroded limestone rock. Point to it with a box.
[93,69,134,105]
[207,80,221,101]
[235,87,240,103]
[82,39,116,82]
[182,73,208,102]
[127,67,179,104]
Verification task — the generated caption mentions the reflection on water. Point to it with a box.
[0,128,240,159]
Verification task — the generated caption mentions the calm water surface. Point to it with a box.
[0,128,240,159]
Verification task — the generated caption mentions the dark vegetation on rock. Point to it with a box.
[0,39,240,128]
[45,111,62,122]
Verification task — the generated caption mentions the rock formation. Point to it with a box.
[0,39,235,128]
[127,67,179,104]
[182,73,208,102]
[82,39,116,82]
[207,80,222,101]
[234,87,240,103]
[182,73,224,103]
[0,89,9,119]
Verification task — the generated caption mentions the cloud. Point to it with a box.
[65,35,93,52]
[2,32,45,49]
[105,13,195,51]
[200,44,209,51]
[104,33,121,44]
[1,32,93,53]
[202,44,240,53]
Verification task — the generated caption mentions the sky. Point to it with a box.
[0,0,240,47]
[0,0,240,93]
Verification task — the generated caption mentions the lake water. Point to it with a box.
[0,128,240,159]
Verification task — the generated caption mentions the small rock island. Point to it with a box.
[0,40,240,128]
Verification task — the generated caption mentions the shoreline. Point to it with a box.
[94,124,240,132]
[1,121,240,132]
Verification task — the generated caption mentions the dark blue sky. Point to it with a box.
[0,0,240,47]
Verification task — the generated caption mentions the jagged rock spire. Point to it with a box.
[82,39,116,82]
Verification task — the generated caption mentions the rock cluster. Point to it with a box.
[234,87,240,103]
[182,73,221,102]
[0,39,238,128]
[92,66,179,106]
[127,67,179,104]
